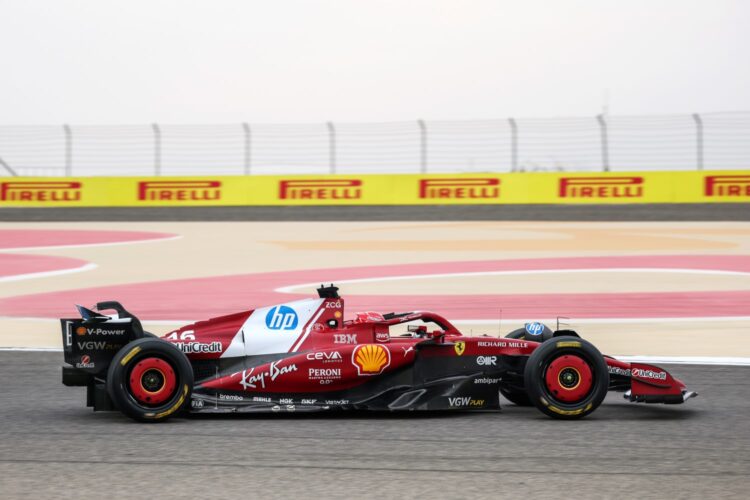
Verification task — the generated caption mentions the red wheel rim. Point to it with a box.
[128,357,177,405]
[544,354,593,403]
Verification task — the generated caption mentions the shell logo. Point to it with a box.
[76,326,87,336]
[352,344,391,376]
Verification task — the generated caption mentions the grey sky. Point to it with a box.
[0,0,747,124]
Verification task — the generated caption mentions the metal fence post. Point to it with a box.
[596,114,610,172]
[242,122,251,175]
[508,118,518,172]
[63,124,72,176]
[692,113,704,170]
[418,119,427,173]
[151,123,161,176]
[0,156,16,176]
[326,121,336,174]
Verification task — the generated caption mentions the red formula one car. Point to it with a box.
[61,285,696,422]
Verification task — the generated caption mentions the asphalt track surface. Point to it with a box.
[1,352,748,499]
[1,203,749,221]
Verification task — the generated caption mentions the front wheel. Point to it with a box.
[523,336,609,419]
[107,338,193,422]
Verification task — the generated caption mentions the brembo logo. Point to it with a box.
[419,178,500,199]
[704,175,750,197]
[279,179,362,200]
[0,182,82,202]
[265,306,299,331]
[137,181,221,201]
[559,177,643,198]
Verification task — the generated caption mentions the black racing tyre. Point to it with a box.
[523,336,609,420]
[499,387,532,406]
[505,328,526,340]
[143,331,157,338]
[107,337,193,422]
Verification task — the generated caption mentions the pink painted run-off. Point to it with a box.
[0,254,91,279]
[0,229,176,250]
[1,255,749,321]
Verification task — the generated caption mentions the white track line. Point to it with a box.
[0,263,98,283]
[1,347,63,352]
[614,356,750,366]
[0,233,181,282]
[452,316,750,324]
[275,267,750,294]
[2,346,749,366]
[0,317,193,324]
[0,234,182,253]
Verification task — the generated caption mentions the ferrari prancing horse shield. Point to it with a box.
[454,341,465,356]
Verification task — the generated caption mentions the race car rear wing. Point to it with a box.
[61,301,144,379]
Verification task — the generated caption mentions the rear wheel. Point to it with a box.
[523,336,608,419]
[107,338,193,422]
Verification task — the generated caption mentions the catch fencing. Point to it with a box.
[0,112,748,177]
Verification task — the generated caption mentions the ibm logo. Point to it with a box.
[265,306,299,331]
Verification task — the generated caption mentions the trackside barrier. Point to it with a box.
[0,171,748,207]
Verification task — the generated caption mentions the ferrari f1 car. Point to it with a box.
[61,285,696,422]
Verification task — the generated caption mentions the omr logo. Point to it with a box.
[265,306,299,330]
[0,182,82,202]
[419,178,500,199]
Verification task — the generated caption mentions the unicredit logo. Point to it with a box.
[631,368,667,381]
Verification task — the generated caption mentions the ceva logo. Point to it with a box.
[265,306,299,331]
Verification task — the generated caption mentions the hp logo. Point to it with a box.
[265,306,298,330]
[525,322,544,336]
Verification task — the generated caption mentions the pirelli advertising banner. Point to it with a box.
[0,171,748,207]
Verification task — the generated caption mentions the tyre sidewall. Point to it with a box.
[107,338,193,422]
[524,336,609,419]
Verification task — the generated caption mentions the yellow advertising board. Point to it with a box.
[0,171,748,207]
